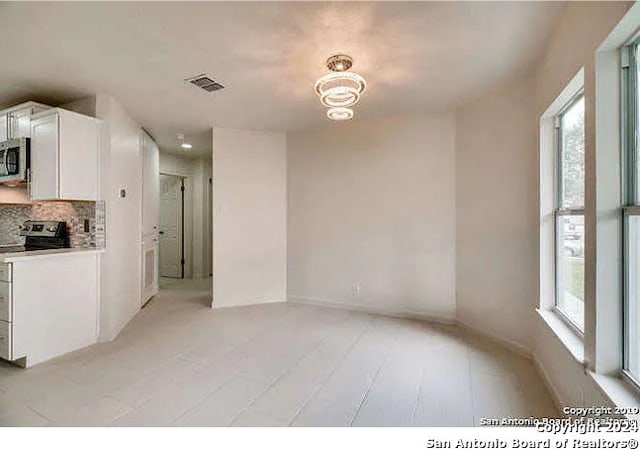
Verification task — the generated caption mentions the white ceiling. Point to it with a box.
[0,2,563,156]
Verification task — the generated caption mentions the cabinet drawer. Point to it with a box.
[0,263,11,282]
[0,320,11,361]
[0,282,11,322]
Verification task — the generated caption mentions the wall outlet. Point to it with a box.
[352,282,360,297]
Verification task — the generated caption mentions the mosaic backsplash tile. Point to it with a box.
[0,201,102,248]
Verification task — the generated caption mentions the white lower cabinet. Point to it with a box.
[0,281,11,322]
[0,262,12,360]
[0,262,12,282]
[0,320,11,361]
[0,252,100,368]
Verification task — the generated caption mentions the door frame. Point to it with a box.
[180,177,185,279]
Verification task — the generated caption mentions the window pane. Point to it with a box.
[560,97,585,209]
[626,214,640,382]
[556,214,585,330]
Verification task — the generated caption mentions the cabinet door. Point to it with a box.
[58,111,99,200]
[12,108,32,138]
[0,281,11,322]
[30,114,59,200]
[0,115,7,142]
[0,320,12,361]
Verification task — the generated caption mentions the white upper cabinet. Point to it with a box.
[0,115,7,142]
[30,108,102,201]
[0,102,50,142]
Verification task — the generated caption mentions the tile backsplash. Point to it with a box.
[0,201,102,248]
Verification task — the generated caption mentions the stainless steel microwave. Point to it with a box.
[0,137,29,185]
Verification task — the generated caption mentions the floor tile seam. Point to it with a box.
[286,316,377,426]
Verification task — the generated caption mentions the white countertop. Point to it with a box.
[0,247,105,262]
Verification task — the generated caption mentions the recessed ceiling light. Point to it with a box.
[181,142,193,149]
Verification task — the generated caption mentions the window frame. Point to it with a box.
[553,91,586,335]
[622,37,640,390]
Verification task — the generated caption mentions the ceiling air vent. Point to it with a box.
[185,74,225,92]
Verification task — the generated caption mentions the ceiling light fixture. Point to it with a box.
[315,54,365,121]
[326,107,354,121]
[177,133,192,150]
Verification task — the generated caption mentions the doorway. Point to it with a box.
[159,173,184,279]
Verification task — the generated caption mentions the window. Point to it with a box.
[623,39,640,386]
[554,94,585,331]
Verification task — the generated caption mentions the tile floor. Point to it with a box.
[159,276,213,292]
[0,282,558,426]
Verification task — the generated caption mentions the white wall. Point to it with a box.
[212,128,287,308]
[455,78,537,352]
[95,95,143,341]
[287,115,456,322]
[453,1,632,408]
[192,158,212,278]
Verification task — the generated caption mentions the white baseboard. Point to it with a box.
[288,296,456,325]
[532,352,565,415]
[456,319,532,359]
[212,298,286,310]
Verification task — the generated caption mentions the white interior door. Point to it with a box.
[159,174,183,278]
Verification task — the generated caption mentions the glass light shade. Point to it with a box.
[314,72,366,98]
[326,107,354,121]
[320,86,360,108]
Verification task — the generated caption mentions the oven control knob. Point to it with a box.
[47,226,57,232]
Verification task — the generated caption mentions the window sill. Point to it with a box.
[589,372,640,417]
[537,309,640,414]
[536,308,585,364]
